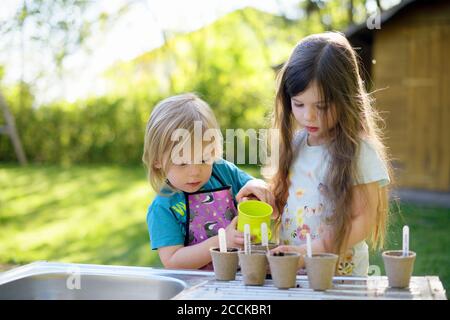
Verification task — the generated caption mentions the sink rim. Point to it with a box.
[0,261,191,288]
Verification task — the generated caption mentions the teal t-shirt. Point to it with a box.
[147,159,253,250]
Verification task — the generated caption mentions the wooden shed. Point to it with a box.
[346,0,450,192]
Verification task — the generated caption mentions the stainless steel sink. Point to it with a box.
[0,262,188,300]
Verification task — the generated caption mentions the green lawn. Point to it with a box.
[370,202,450,295]
[0,164,448,297]
[0,164,161,267]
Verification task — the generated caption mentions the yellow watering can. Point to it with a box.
[237,200,273,243]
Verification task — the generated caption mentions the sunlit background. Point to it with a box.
[1,0,307,103]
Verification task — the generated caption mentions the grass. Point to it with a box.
[0,164,161,267]
[0,164,449,297]
[370,202,450,295]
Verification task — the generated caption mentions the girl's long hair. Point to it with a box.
[270,32,393,254]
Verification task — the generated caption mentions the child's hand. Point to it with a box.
[236,179,278,218]
[225,216,245,249]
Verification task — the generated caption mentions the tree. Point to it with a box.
[0,0,134,164]
[296,0,392,31]
[0,0,134,106]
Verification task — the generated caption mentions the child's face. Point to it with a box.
[166,161,213,193]
[161,142,215,193]
[290,82,337,145]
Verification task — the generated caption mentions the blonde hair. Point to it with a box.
[142,93,223,193]
[270,32,393,253]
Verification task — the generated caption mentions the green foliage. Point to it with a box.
[299,0,377,29]
[107,8,303,130]
[1,0,130,73]
[0,88,155,164]
[0,4,388,165]
[0,8,303,165]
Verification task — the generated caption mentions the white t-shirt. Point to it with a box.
[279,130,390,276]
